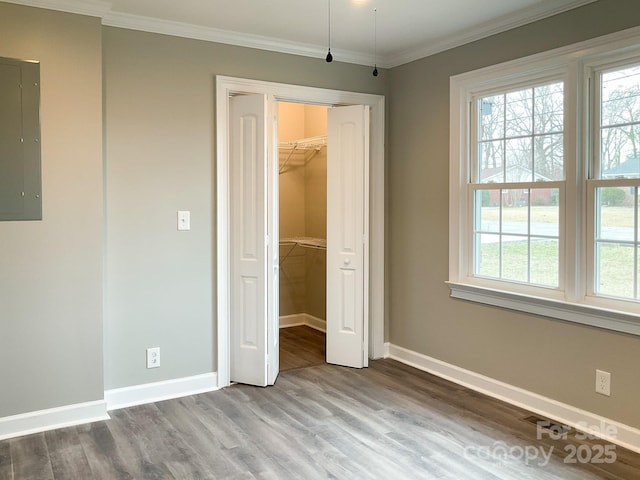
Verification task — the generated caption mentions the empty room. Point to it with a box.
[2,0,640,478]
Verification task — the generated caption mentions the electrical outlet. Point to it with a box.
[147,347,160,369]
[595,369,611,396]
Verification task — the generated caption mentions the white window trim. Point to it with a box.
[449,26,640,335]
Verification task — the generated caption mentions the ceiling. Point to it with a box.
[8,0,597,67]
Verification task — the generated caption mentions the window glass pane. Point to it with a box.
[534,133,563,181]
[479,140,504,183]
[637,249,640,300]
[601,65,640,127]
[596,243,635,299]
[531,238,559,287]
[530,189,559,236]
[600,65,640,178]
[502,189,529,234]
[600,126,640,178]
[597,187,635,242]
[502,236,529,282]
[476,233,500,278]
[505,138,532,181]
[479,95,504,141]
[534,82,564,135]
[505,89,532,137]
[638,191,640,241]
[475,190,500,232]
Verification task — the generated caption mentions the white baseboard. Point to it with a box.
[105,372,218,411]
[387,343,640,454]
[0,400,109,441]
[280,313,326,332]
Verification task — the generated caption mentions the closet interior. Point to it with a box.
[278,102,328,369]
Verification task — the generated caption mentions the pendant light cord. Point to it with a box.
[372,7,378,76]
[326,0,333,62]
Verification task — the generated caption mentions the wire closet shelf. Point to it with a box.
[278,135,327,174]
[279,237,326,265]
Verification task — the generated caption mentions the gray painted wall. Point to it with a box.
[0,4,104,417]
[102,27,387,389]
[388,0,640,428]
[3,0,640,437]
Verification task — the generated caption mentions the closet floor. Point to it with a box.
[279,325,325,371]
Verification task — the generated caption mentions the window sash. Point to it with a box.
[586,178,640,303]
[468,182,564,288]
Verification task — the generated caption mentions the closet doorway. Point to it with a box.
[278,102,329,371]
[216,76,385,389]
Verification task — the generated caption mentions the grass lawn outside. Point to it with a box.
[476,232,638,300]
[479,205,635,229]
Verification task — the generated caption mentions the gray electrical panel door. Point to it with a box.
[0,57,41,221]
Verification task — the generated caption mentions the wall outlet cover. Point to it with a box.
[147,347,160,368]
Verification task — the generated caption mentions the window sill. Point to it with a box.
[447,281,640,336]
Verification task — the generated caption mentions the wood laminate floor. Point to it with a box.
[279,325,325,371]
[3,359,640,478]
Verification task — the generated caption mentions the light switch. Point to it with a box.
[177,210,191,231]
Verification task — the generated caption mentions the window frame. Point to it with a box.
[449,27,640,336]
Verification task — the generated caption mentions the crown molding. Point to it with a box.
[101,10,377,67]
[385,0,598,67]
[3,0,597,68]
[1,0,111,18]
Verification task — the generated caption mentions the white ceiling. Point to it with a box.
[8,0,597,67]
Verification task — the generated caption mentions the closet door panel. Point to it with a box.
[326,105,368,368]
[230,94,268,386]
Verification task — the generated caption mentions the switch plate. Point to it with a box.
[147,347,160,368]
[177,210,190,231]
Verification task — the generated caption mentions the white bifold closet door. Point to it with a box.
[228,97,368,386]
[326,105,369,369]
[229,93,279,386]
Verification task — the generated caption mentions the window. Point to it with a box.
[449,28,640,335]
[0,56,41,221]
[474,82,563,288]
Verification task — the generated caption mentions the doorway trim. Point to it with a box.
[216,75,385,388]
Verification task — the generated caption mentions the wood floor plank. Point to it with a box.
[0,440,13,480]
[3,327,640,479]
[44,428,93,479]
[108,405,178,479]
[9,434,54,480]
[280,325,325,371]
[153,396,240,478]
[77,421,139,479]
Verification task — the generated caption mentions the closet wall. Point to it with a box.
[278,102,328,324]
